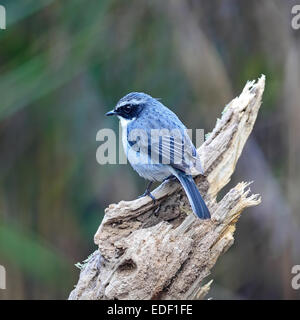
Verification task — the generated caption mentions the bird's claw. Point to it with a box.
[139,190,156,204]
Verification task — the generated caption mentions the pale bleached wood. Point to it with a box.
[69,75,265,300]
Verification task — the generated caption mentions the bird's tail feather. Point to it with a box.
[174,170,210,220]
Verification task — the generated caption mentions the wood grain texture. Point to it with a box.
[69,75,265,300]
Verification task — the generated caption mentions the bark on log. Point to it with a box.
[69,75,265,300]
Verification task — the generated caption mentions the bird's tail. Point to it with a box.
[174,169,210,220]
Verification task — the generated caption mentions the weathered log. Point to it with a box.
[69,75,265,300]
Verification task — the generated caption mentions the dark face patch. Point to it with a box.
[115,103,143,120]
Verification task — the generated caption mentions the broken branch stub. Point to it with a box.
[69,75,265,300]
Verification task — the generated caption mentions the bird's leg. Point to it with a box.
[163,175,177,182]
[139,181,156,203]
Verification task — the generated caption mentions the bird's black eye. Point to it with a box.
[123,105,131,113]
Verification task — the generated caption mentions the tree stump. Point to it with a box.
[69,75,265,300]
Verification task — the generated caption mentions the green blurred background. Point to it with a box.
[1,0,300,299]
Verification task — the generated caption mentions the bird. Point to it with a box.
[106,92,210,220]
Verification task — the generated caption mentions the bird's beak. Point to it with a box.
[105,110,116,116]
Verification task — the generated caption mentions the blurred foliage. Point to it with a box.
[0,0,300,299]
[0,223,71,288]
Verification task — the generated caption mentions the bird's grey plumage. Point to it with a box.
[106,92,210,219]
[123,93,202,174]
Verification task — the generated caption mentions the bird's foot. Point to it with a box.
[138,190,156,204]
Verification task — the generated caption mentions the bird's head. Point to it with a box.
[106,92,157,121]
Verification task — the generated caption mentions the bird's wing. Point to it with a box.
[126,124,204,174]
[149,129,204,174]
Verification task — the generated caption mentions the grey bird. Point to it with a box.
[106,92,210,219]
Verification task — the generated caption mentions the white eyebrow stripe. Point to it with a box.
[117,99,144,108]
